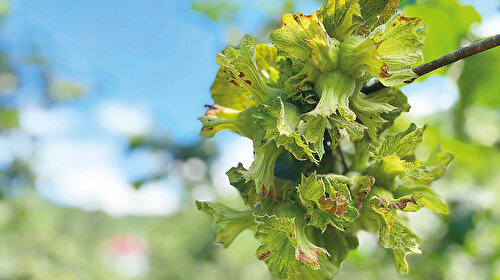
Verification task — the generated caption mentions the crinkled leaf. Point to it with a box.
[217,35,284,104]
[370,123,424,159]
[369,128,452,189]
[317,0,362,41]
[378,88,411,132]
[255,215,330,279]
[423,145,454,180]
[350,175,375,211]
[270,13,327,62]
[228,163,295,208]
[243,141,283,198]
[255,44,296,89]
[369,154,410,188]
[227,163,260,207]
[328,114,366,142]
[196,201,256,248]
[370,14,425,68]
[401,145,454,186]
[310,226,359,267]
[301,115,328,160]
[199,105,242,137]
[350,91,397,140]
[210,69,254,111]
[359,0,399,30]
[393,185,449,214]
[340,14,424,86]
[255,44,278,81]
[310,72,356,120]
[369,190,421,274]
[252,100,319,162]
[298,173,359,232]
[285,60,321,96]
[353,87,410,139]
[309,32,341,72]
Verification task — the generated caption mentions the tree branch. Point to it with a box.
[362,34,500,94]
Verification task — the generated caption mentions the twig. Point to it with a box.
[362,34,500,94]
[336,145,349,174]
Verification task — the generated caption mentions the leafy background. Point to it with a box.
[0,0,499,279]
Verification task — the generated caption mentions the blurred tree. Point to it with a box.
[0,2,87,199]
[0,193,271,279]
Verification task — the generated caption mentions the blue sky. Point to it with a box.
[1,0,498,215]
[3,0,498,142]
[4,0,223,143]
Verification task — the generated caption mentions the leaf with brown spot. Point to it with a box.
[255,215,331,279]
[369,189,421,274]
[297,173,359,232]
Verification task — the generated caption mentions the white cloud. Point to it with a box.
[34,139,180,216]
[96,101,152,136]
[19,105,81,136]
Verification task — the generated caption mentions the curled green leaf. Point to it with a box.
[217,35,284,104]
[196,201,256,248]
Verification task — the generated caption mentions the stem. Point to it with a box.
[362,34,500,94]
[336,145,349,174]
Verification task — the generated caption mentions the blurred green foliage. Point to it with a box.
[0,194,272,279]
[404,0,481,67]
[192,0,239,22]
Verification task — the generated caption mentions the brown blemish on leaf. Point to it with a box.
[399,15,421,25]
[319,196,335,210]
[244,80,252,85]
[239,72,245,78]
[334,194,349,217]
[261,185,267,198]
[205,111,217,117]
[296,246,327,269]
[203,104,227,117]
[230,80,239,86]
[378,195,418,210]
[268,188,276,200]
[355,177,374,211]
[318,193,349,217]
[258,251,270,260]
[375,39,385,49]
[390,196,417,210]
[380,64,391,78]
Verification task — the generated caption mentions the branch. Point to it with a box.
[336,145,349,174]
[362,34,500,94]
